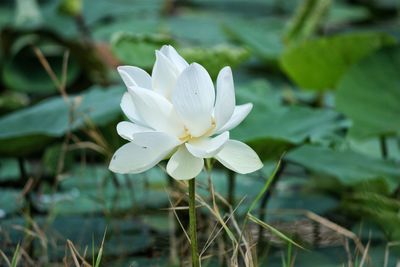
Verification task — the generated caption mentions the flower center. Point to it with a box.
[179,127,192,143]
[179,118,216,143]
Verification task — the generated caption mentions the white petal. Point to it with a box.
[160,45,189,73]
[215,140,263,174]
[185,132,229,158]
[116,121,153,141]
[128,86,184,137]
[216,103,253,134]
[109,132,179,174]
[117,66,152,88]
[215,67,235,130]
[167,145,204,180]
[131,131,180,148]
[120,92,143,125]
[152,50,180,98]
[172,63,215,137]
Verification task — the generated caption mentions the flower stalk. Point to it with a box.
[188,178,199,267]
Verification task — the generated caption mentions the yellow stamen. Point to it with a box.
[179,126,192,142]
[203,118,216,137]
[179,118,216,142]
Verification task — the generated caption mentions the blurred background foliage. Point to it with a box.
[0,0,400,266]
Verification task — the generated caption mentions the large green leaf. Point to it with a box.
[280,32,396,90]
[234,106,341,145]
[15,0,42,28]
[0,86,124,155]
[231,81,344,159]
[111,34,249,78]
[111,33,172,70]
[82,0,163,26]
[336,45,400,138]
[92,17,161,42]
[189,0,302,14]
[224,17,285,63]
[236,106,343,160]
[180,45,249,79]
[39,0,163,39]
[166,12,229,46]
[286,145,400,191]
[40,0,79,38]
[2,43,80,94]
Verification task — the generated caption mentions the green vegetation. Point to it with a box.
[0,0,399,266]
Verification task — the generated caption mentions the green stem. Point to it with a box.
[188,178,199,267]
[227,170,236,207]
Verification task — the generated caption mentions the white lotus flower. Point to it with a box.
[109,45,263,180]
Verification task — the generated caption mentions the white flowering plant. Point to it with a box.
[109,45,263,266]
